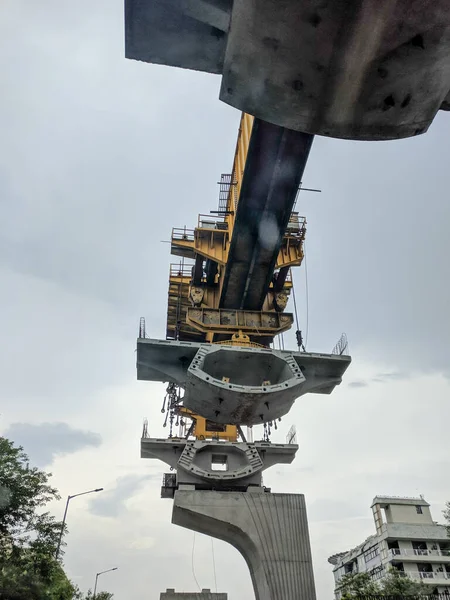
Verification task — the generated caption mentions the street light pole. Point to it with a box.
[93,567,118,599]
[55,487,103,559]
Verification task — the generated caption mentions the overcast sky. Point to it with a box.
[1,2,450,599]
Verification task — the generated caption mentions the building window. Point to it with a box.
[370,566,385,581]
[416,505,423,514]
[344,562,356,574]
[412,541,428,555]
[364,546,379,563]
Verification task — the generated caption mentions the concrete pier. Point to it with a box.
[173,490,317,600]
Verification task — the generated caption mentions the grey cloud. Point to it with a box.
[88,474,159,518]
[372,371,410,383]
[4,422,102,467]
[348,381,368,388]
[0,267,134,409]
[348,372,409,387]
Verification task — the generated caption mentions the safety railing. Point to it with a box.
[390,571,450,581]
[390,548,450,558]
[169,264,193,279]
[332,333,349,355]
[410,572,450,580]
[285,213,307,237]
[197,214,228,230]
[172,227,195,242]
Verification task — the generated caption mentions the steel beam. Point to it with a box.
[219,119,313,311]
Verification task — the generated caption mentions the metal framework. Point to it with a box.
[166,112,308,351]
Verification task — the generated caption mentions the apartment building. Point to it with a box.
[328,496,450,598]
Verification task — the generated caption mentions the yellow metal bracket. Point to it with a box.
[186,307,293,335]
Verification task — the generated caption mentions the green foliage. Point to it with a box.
[0,437,61,541]
[0,559,78,600]
[0,437,78,599]
[444,501,450,536]
[339,572,380,599]
[339,568,429,599]
[380,567,428,596]
[82,591,113,600]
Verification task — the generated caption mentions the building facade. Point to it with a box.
[160,589,227,600]
[328,496,450,598]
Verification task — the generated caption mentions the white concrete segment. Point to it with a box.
[125,0,450,140]
[136,339,351,426]
[141,438,298,490]
[173,490,317,600]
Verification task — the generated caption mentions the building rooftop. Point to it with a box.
[160,590,228,599]
[371,495,430,508]
[328,535,378,566]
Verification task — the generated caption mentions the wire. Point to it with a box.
[175,256,185,341]
[191,533,201,591]
[292,274,300,333]
[211,538,218,592]
[304,242,309,349]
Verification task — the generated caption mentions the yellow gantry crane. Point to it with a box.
[164,113,310,442]
[167,113,306,347]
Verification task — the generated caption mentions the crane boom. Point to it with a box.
[219,119,313,311]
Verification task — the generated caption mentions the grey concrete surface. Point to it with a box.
[173,490,317,600]
[160,590,227,600]
[136,339,351,425]
[141,438,297,491]
[125,0,450,140]
[125,0,230,74]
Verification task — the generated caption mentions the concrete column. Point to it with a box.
[173,490,316,600]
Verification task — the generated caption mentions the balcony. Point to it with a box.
[389,548,450,561]
[407,572,450,584]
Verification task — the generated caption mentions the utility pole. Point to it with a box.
[55,487,103,559]
[93,567,118,599]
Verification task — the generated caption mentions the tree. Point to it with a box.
[444,501,450,536]
[338,572,380,599]
[380,567,428,596]
[0,436,77,599]
[0,437,61,542]
[0,560,78,600]
[82,591,113,600]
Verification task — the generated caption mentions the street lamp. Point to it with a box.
[55,488,103,559]
[93,567,118,599]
